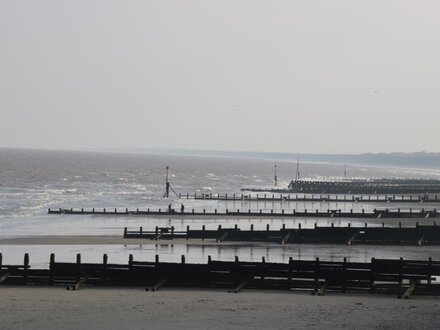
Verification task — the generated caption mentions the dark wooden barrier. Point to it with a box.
[180,193,440,204]
[123,224,440,246]
[48,208,440,219]
[1,253,439,298]
[243,178,440,194]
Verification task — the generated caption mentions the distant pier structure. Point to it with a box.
[243,178,440,194]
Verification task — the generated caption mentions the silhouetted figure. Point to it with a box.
[181,204,185,213]
[168,203,172,213]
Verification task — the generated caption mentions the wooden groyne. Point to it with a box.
[243,178,440,194]
[1,253,439,298]
[48,207,440,219]
[123,223,439,246]
[180,192,440,203]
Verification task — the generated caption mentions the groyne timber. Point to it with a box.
[243,178,440,194]
[48,207,440,219]
[180,192,440,203]
[0,253,438,298]
[123,223,439,246]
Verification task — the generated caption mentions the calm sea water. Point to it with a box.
[1,148,440,266]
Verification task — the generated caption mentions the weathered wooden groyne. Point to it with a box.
[123,223,439,246]
[48,207,440,219]
[180,192,440,203]
[0,253,438,298]
[243,178,440,194]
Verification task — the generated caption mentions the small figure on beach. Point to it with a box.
[181,204,185,213]
[168,203,172,213]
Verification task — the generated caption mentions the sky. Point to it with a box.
[1,1,439,154]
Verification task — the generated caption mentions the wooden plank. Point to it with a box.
[146,277,168,292]
[216,232,228,242]
[401,281,417,299]
[0,268,13,284]
[230,278,251,293]
[347,233,358,246]
[66,276,89,291]
[317,282,328,296]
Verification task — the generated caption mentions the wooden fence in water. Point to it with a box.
[48,208,440,219]
[180,192,440,203]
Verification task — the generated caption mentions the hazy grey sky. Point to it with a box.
[1,1,439,153]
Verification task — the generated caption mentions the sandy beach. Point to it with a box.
[1,286,439,329]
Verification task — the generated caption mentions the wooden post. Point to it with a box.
[314,257,319,294]
[342,257,347,292]
[124,227,127,238]
[181,255,185,264]
[22,253,29,283]
[370,257,375,293]
[398,257,403,298]
[129,254,133,270]
[49,253,55,285]
[102,254,108,281]
[76,253,81,283]
[428,257,432,289]
[202,225,205,241]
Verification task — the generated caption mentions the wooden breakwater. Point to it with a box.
[0,253,439,298]
[243,179,440,194]
[48,207,440,219]
[123,223,439,246]
[180,192,440,203]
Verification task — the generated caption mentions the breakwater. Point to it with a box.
[48,207,439,219]
[0,253,438,298]
[123,223,439,246]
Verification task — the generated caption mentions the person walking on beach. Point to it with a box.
[181,203,185,213]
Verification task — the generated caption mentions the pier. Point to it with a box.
[1,253,439,298]
[123,223,440,246]
[48,207,440,219]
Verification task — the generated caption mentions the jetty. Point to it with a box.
[48,207,440,219]
[123,223,439,246]
[0,253,438,298]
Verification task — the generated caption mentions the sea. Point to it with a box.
[1,148,440,268]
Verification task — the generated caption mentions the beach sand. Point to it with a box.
[1,286,439,329]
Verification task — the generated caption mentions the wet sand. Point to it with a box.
[1,286,440,330]
[0,236,233,245]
